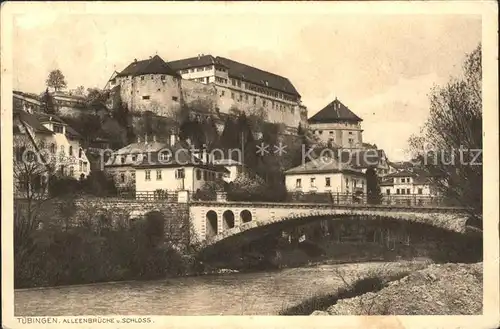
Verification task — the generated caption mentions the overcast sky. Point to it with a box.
[12,8,481,161]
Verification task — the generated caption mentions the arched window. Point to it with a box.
[78,148,83,158]
[69,145,73,156]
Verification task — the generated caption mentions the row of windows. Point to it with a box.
[315,130,354,136]
[386,188,423,195]
[59,161,87,176]
[140,75,167,81]
[295,177,364,189]
[180,65,225,74]
[392,177,412,183]
[142,168,223,182]
[215,77,228,84]
[227,90,295,112]
[37,142,84,158]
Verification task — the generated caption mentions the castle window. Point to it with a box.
[221,90,225,96]
[253,97,256,105]
[50,144,55,154]
[161,75,165,80]
[263,100,267,107]
[245,94,248,102]
[231,92,235,99]
[145,170,151,181]
[172,96,178,101]
[141,76,145,81]
[120,173,125,183]
[142,95,150,100]
[156,170,162,180]
[151,75,154,79]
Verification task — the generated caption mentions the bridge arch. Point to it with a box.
[223,210,235,230]
[240,210,252,223]
[206,210,218,238]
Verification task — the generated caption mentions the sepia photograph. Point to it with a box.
[1,1,499,328]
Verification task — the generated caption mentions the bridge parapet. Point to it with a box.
[189,202,471,248]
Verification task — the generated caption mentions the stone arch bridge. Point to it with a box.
[188,201,474,251]
[71,198,475,253]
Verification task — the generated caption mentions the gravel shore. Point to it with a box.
[323,262,482,315]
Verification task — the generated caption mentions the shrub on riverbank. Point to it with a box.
[14,208,199,289]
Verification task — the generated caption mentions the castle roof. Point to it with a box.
[308,98,362,123]
[168,55,301,97]
[116,55,180,78]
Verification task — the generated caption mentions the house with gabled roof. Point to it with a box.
[284,155,367,195]
[13,107,91,183]
[308,98,363,149]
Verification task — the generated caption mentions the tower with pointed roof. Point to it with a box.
[308,98,363,149]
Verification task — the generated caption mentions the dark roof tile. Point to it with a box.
[168,55,301,97]
[308,98,362,123]
[117,55,180,78]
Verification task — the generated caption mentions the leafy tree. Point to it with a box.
[73,86,86,97]
[41,88,56,115]
[366,166,382,204]
[46,69,67,92]
[408,44,482,219]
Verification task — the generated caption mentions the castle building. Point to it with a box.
[105,54,308,133]
[168,54,307,132]
[308,98,363,149]
[107,55,183,117]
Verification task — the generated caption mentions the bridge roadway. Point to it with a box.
[188,201,470,249]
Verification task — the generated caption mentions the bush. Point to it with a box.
[193,180,226,201]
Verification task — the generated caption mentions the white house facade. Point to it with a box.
[284,156,367,195]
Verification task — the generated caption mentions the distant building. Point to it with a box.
[380,170,438,197]
[284,156,367,194]
[133,142,228,194]
[13,90,42,113]
[13,108,91,182]
[338,149,390,176]
[212,158,244,183]
[48,91,88,117]
[308,98,363,149]
[103,136,170,189]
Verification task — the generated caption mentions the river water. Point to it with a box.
[15,262,407,316]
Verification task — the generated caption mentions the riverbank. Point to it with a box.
[282,262,482,315]
[325,262,482,315]
[279,259,432,315]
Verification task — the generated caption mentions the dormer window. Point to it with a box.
[53,125,64,134]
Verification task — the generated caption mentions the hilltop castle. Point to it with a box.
[105,54,308,133]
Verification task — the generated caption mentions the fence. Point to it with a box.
[285,192,455,207]
[118,190,179,201]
